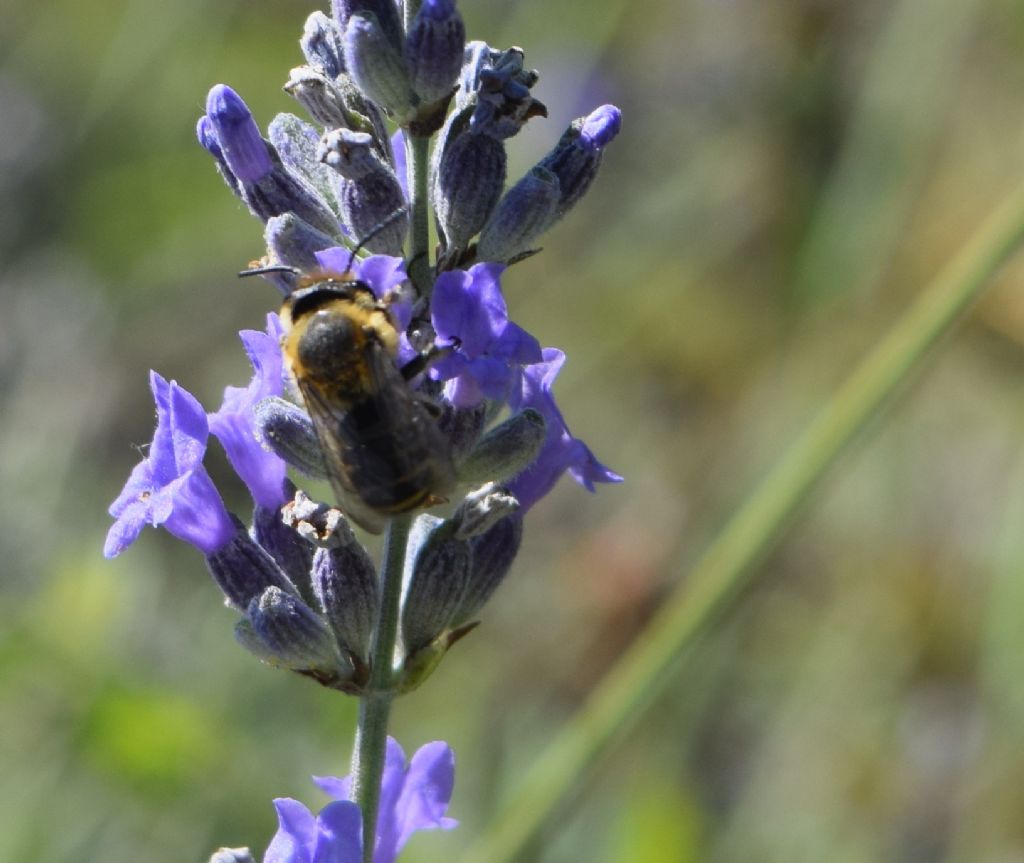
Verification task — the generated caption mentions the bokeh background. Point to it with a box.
[4,0,1024,860]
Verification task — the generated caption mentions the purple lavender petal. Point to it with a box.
[492,321,543,365]
[312,775,352,801]
[312,251,407,291]
[105,375,235,557]
[431,263,508,357]
[580,104,622,151]
[157,469,237,553]
[264,799,318,863]
[313,246,355,275]
[354,255,409,311]
[508,348,622,509]
[292,739,456,863]
[209,315,289,509]
[205,84,273,183]
[390,129,408,202]
[372,738,409,863]
[568,442,624,491]
[312,801,363,863]
[391,741,457,853]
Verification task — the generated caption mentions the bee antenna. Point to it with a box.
[238,264,302,278]
[344,206,408,273]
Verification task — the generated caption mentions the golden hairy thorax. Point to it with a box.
[280,279,399,401]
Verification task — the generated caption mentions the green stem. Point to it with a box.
[460,185,1024,863]
[403,0,421,33]
[405,132,433,298]
[352,514,412,863]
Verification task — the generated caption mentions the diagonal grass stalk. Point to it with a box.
[461,184,1024,863]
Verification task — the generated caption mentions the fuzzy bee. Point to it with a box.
[270,268,455,533]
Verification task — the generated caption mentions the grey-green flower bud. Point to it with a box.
[251,488,315,594]
[400,517,470,654]
[301,11,345,79]
[208,849,255,863]
[281,489,357,549]
[477,167,560,263]
[312,543,378,664]
[265,214,337,273]
[433,113,506,252]
[254,397,326,478]
[237,586,354,688]
[267,113,341,217]
[205,520,298,611]
[343,11,414,118]
[451,482,519,540]
[452,511,523,625]
[456,408,546,484]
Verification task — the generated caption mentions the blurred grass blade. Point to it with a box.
[461,184,1024,863]
[793,0,983,304]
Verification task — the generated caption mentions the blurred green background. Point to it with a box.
[4,0,1024,860]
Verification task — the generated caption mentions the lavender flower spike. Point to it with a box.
[105,372,235,557]
[264,738,457,863]
[209,314,290,510]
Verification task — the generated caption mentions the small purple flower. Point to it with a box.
[430,262,542,407]
[264,738,456,863]
[105,372,235,558]
[209,314,289,509]
[508,348,622,511]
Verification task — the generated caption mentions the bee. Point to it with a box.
[271,269,455,534]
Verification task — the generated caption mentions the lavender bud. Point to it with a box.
[456,408,546,484]
[301,11,346,79]
[334,0,405,53]
[196,115,241,196]
[267,112,341,218]
[451,482,520,540]
[265,214,338,272]
[319,129,408,254]
[458,407,548,483]
[254,397,326,478]
[452,511,523,624]
[205,521,297,611]
[467,46,546,140]
[311,543,378,662]
[539,104,622,219]
[200,87,342,237]
[208,850,255,863]
[477,167,560,262]
[456,41,496,109]
[400,517,470,653]
[285,67,368,135]
[237,587,351,685]
[406,0,466,105]
[282,490,357,549]
[205,85,273,182]
[251,493,315,595]
[343,11,414,118]
[243,165,342,240]
[433,116,506,251]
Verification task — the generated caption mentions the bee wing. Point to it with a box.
[294,378,389,535]
[360,344,457,496]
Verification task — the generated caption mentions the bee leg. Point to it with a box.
[399,339,459,382]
